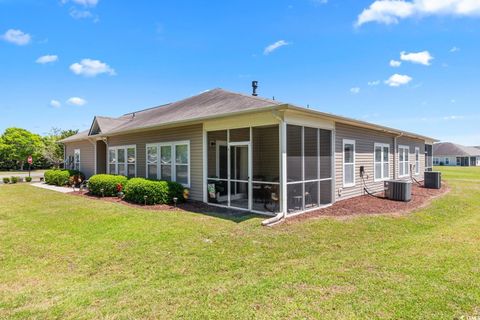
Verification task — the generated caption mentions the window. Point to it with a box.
[445,157,449,165]
[398,145,409,177]
[146,141,190,187]
[74,149,80,171]
[415,147,420,175]
[343,139,355,187]
[108,145,136,177]
[374,143,390,181]
[433,157,439,165]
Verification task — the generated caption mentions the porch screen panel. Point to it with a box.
[160,145,172,181]
[127,147,136,178]
[252,125,280,214]
[207,130,228,205]
[287,125,302,182]
[304,127,318,181]
[319,129,332,179]
[117,149,126,176]
[230,127,250,142]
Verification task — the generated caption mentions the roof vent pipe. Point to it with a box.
[252,81,258,96]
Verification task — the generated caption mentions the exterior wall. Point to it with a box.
[107,124,203,201]
[65,140,96,178]
[335,123,395,201]
[334,123,426,201]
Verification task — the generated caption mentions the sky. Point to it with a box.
[1,0,479,145]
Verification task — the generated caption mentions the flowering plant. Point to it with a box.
[116,183,123,193]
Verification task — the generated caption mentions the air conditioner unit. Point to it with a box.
[424,171,441,189]
[384,180,412,202]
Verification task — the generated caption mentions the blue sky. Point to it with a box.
[1,0,479,144]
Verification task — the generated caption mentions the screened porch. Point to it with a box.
[205,123,334,216]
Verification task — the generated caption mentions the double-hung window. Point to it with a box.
[146,141,190,187]
[74,149,81,171]
[398,145,409,177]
[343,139,355,187]
[415,147,420,175]
[108,145,136,177]
[374,143,390,181]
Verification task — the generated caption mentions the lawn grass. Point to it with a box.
[0,167,479,319]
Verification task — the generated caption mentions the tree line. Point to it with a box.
[0,127,78,171]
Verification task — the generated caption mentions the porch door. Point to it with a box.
[229,142,251,210]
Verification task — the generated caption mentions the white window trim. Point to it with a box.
[145,140,191,188]
[374,143,390,182]
[107,145,137,177]
[398,145,410,178]
[414,147,420,175]
[343,139,356,188]
[74,149,81,171]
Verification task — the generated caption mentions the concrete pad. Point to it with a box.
[30,183,74,194]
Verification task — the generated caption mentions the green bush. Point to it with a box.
[10,176,18,184]
[88,174,128,197]
[44,169,84,186]
[25,176,32,183]
[2,177,10,184]
[124,178,184,205]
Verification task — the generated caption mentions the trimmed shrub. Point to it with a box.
[44,169,84,186]
[124,178,184,205]
[10,176,18,184]
[25,176,32,183]
[2,177,10,184]
[88,174,128,197]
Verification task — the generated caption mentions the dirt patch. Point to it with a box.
[289,183,450,223]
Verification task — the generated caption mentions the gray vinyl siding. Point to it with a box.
[335,123,394,201]
[334,123,426,201]
[65,140,95,178]
[107,124,203,201]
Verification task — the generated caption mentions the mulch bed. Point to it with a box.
[290,183,450,222]
[69,183,449,222]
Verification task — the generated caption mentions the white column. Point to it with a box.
[280,121,287,215]
[202,125,208,203]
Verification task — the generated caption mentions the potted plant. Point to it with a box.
[116,183,124,198]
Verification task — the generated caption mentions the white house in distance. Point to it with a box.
[433,142,480,166]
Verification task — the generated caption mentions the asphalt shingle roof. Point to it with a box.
[433,142,480,157]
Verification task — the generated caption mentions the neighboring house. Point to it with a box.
[59,88,436,217]
[433,142,480,166]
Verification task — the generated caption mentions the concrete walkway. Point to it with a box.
[30,182,74,193]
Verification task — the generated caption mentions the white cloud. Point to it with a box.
[356,0,480,27]
[62,0,99,7]
[67,97,87,106]
[368,80,381,86]
[70,59,116,77]
[70,9,93,19]
[264,40,290,55]
[385,73,412,87]
[1,29,31,45]
[442,115,464,120]
[400,50,433,65]
[350,87,361,94]
[36,55,58,64]
[450,46,460,52]
[390,59,402,67]
[50,100,61,108]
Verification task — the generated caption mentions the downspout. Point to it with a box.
[393,132,404,180]
[262,111,287,226]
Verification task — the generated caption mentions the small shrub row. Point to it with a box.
[44,169,85,187]
[2,176,31,184]
[124,178,185,205]
[88,174,128,197]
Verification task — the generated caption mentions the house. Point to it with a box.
[59,87,436,217]
[433,142,480,166]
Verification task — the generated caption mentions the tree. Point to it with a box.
[0,128,44,170]
[42,128,78,168]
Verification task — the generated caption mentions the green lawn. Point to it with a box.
[1,167,479,319]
